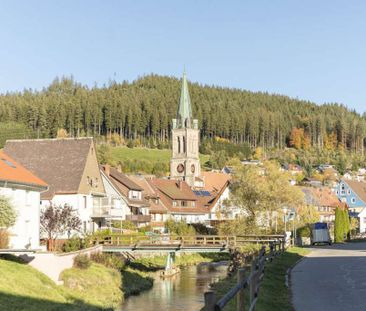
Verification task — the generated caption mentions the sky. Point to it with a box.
[1,1,366,113]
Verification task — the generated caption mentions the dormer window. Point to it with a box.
[129,190,141,200]
[181,201,187,207]
[173,201,177,207]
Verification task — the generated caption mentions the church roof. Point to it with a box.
[177,71,193,128]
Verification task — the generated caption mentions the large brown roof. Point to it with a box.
[343,180,366,203]
[0,151,48,189]
[4,138,93,199]
[202,171,231,193]
[301,186,339,207]
[150,178,197,201]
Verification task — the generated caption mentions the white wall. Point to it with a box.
[358,208,366,233]
[0,186,40,249]
[41,194,95,236]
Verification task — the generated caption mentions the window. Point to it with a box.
[172,201,177,207]
[335,190,339,195]
[83,221,87,233]
[84,196,87,209]
[181,201,187,207]
[192,201,196,207]
[183,136,186,153]
[363,218,366,224]
[347,189,351,195]
[177,137,181,153]
[351,198,356,204]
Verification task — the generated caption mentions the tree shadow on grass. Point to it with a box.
[0,292,113,311]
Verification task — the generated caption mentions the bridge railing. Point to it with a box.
[91,234,285,250]
[204,241,284,311]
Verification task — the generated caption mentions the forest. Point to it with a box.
[0,74,365,155]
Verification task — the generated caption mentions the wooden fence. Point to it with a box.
[204,240,285,311]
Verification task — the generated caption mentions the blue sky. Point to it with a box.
[1,1,366,112]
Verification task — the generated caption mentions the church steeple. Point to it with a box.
[170,70,201,187]
[177,71,193,128]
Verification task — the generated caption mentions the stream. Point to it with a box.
[121,261,228,311]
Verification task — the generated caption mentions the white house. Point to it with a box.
[4,138,107,234]
[0,151,48,249]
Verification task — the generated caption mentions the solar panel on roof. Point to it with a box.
[193,190,211,196]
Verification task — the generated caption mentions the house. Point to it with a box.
[301,186,339,222]
[128,175,169,232]
[335,179,366,232]
[4,138,106,234]
[95,165,132,229]
[100,167,151,228]
[0,151,48,249]
[149,178,208,223]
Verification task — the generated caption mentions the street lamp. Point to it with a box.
[282,207,288,232]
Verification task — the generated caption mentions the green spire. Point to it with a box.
[177,71,192,128]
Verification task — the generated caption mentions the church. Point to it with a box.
[139,72,237,226]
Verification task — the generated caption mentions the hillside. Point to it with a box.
[108,146,210,174]
[0,74,365,153]
[0,256,121,311]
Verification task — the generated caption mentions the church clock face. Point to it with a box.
[191,164,195,173]
[177,164,185,173]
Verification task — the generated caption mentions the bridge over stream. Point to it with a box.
[92,234,286,275]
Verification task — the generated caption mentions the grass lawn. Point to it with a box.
[211,247,310,311]
[110,146,210,167]
[61,263,123,309]
[0,257,108,311]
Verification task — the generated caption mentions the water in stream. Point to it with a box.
[121,262,228,311]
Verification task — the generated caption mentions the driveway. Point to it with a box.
[291,242,366,311]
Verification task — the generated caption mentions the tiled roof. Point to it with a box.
[301,186,340,207]
[0,151,48,189]
[201,171,231,193]
[150,178,197,200]
[343,179,366,203]
[4,138,93,199]
[108,168,143,191]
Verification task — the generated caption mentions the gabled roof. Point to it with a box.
[202,171,231,193]
[108,168,143,191]
[0,151,48,189]
[150,178,197,201]
[342,179,366,203]
[301,186,339,207]
[4,138,93,199]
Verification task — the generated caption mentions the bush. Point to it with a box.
[111,220,137,231]
[73,254,91,269]
[90,252,125,270]
[63,236,83,252]
[165,219,196,235]
[0,229,9,249]
[296,226,311,238]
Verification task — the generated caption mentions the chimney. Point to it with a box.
[103,164,110,176]
[177,179,183,190]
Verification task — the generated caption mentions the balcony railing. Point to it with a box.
[126,214,151,222]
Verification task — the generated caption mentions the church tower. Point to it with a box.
[170,72,201,187]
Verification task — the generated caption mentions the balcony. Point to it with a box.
[92,197,124,218]
[126,214,151,223]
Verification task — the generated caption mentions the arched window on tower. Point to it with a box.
[183,136,186,153]
[177,137,181,153]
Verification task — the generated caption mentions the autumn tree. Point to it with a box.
[40,204,81,250]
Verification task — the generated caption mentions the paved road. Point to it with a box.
[292,243,366,311]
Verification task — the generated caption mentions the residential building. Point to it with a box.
[4,138,106,234]
[100,167,151,228]
[335,179,366,232]
[128,175,169,232]
[0,151,48,249]
[96,165,131,229]
[301,186,339,222]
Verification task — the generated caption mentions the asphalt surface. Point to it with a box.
[291,242,366,311]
